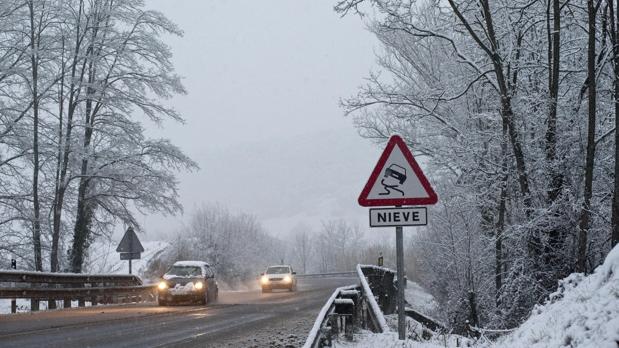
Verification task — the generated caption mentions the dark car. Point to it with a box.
[157,261,219,306]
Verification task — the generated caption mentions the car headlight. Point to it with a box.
[283,275,292,283]
[158,281,168,290]
[260,276,269,284]
[194,281,204,290]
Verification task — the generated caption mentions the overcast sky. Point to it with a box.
[139,0,383,240]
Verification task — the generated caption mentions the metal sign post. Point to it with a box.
[358,135,438,341]
[10,258,16,313]
[395,225,405,339]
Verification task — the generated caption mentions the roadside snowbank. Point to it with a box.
[336,330,448,348]
[405,280,439,316]
[340,246,618,347]
[496,245,619,348]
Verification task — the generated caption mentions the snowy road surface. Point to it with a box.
[0,277,355,348]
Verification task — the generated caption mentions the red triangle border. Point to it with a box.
[358,135,438,207]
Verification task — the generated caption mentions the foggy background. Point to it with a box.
[139,0,382,240]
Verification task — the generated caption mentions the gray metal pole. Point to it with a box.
[129,258,132,275]
[396,225,405,340]
[11,258,16,313]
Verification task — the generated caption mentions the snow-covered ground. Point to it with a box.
[336,331,446,348]
[339,314,471,348]
[331,234,618,348]
[405,280,439,316]
[492,244,619,348]
[0,299,95,315]
[343,245,619,347]
[0,240,169,314]
[84,240,169,276]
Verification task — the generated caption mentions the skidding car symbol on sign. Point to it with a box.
[380,164,407,196]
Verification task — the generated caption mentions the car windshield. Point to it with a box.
[167,266,202,277]
[266,266,290,274]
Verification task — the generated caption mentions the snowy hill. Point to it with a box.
[495,245,619,348]
[343,246,619,347]
[84,240,169,277]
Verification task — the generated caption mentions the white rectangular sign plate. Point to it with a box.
[369,207,427,227]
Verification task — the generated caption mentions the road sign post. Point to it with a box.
[396,225,405,339]
[10,258,16,313]
[358,135,438,341]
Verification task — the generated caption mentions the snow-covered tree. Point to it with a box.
[0,0,195,277]
[336,0,617,330]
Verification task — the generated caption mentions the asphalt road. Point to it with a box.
[0,277,356,348]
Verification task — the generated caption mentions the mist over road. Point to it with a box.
[0,277,355,348]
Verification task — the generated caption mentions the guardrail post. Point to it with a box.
[31,299,39,312]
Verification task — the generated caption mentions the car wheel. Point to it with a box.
[199,293,207,306]
[158,298,167,306]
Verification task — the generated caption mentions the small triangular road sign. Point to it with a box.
[116,227,145,253]
[358,135,438,207]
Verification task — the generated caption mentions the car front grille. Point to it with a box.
[270,278,283,281]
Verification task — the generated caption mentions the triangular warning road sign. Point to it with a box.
[358,135,438,207]
[116,227,145,253]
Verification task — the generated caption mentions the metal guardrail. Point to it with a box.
[0,270,156,312]
[405,308,446,333]
[0,270,144,284]
[303,265,392,348]
[356,264,391,332]
[304,265,448,347]
[303,285,359,348]
[296,272,356,279]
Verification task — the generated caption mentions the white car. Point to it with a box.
[259,265,297,292]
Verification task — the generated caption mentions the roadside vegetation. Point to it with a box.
[0,0,195,290]
[336,0,619,333]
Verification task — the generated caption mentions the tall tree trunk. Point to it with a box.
[48,38,65,311]
[482,0,532,209]
[577,0,598,272]
[28,0,42,312]
[51,0,87,272]
[28,0,42,273]
[51,37,65,274]
[70,184,94,273]
[495,122,508,305]
[546,0,562,202]
[544,0,565,281]
[69,59,97,273]
[448,0,532,210]
[611,0,619,249]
